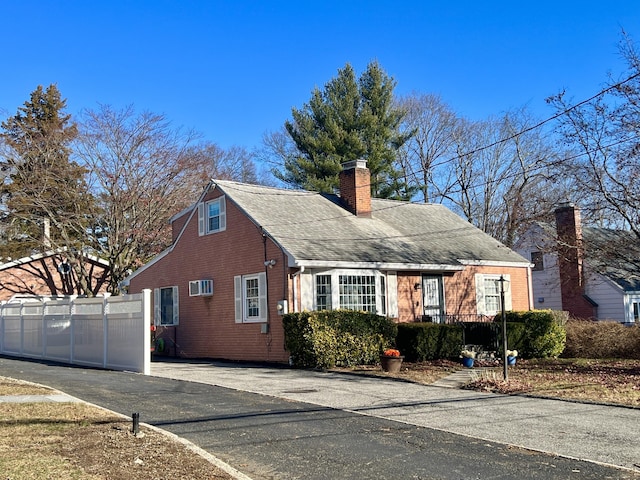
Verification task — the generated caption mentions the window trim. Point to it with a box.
[234,272,267,323]
[154,286,179,326]
[312,269,388,315]
[198,196,226,236]
[475,273,512,316]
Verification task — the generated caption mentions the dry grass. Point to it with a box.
[332,358,460,383]
[464,358,640,407]
[0,377,233,480]
[336,358,640,407]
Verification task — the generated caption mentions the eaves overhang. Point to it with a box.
[290,259,464,272]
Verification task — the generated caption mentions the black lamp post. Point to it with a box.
[499,275,509,381]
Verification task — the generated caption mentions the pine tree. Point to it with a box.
[279,61,412,197]
[0,85,96,290]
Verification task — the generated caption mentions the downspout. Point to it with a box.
[262,229,270,329]
[526,265,534,310]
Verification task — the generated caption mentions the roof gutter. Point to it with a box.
[292,260,464,271]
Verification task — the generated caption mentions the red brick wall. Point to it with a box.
[396,273,423,322]
[129,190,289,363]
[395,266,531,322]
[171,210,191,242]
[444,266,531,314]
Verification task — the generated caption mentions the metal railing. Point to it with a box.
[420,313,494,324]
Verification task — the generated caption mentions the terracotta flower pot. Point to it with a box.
[380,355,404,373]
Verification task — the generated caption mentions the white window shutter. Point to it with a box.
[475,274,486,315]
[258,272,268,322]
[234,275,243,323]
[386,272,398,318]
[172,286,179,325]
[153,288,160,326]
[219,196,226,232]
[198,203,205,236]
[299,272,313,311]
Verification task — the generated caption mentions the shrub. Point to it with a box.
[496,310,566,358]
[563,320,640,359]
[396,323,463,361]
[282,310,397,369]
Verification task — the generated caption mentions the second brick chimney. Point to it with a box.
[339,159,371,217]
[554,203,596,319]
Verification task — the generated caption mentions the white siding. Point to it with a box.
[514,225,563,311]
[584,268,626,322]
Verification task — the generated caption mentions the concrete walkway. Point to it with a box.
[150,359,640,474]
[0,393,81,403]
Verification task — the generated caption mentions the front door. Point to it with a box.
[422,275,444,323]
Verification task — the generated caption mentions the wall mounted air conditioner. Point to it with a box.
[189,279,213,296]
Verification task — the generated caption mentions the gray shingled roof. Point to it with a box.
[214,180,530,269]
[583,227,640,291]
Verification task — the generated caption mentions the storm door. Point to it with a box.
[422,275,445,323]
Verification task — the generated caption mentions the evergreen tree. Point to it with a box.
[0,84,98,294]
[279,61,412,197]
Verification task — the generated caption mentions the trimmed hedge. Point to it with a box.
[396,323,463,361]
[497,310,567,358]
[397,310,567,361]
[282,310,397,369]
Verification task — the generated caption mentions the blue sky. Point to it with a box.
[2,1,639,151]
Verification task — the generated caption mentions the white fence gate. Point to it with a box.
[0,289,152,375]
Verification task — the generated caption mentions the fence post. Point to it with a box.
[70,298,75,364]
[142,289,152,375]
[103,295,109,368]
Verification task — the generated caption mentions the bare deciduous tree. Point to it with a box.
[75,105,259,293]
[396,93,460,203]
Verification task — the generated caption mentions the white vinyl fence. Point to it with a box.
[0,289,152,375]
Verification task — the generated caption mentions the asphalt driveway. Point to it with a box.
[1,356,638,479]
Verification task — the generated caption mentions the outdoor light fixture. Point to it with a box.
[264,259,276,268]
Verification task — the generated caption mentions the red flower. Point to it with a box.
[383,349,401,357]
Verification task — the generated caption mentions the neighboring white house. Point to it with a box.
[515,204,640,325]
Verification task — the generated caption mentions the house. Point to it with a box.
[0,249,110,301]
[126,160,533,363]
[515,203,640,324]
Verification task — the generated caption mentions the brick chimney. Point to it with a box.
[339,159,371,217]
[554,203,596,319]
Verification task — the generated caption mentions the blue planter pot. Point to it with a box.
[507,356,517,366]
[462,357,474,368]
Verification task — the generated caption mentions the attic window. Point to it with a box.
[531,251,544,271]
[198,196,226,236]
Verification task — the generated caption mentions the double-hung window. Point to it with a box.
[234,272,267,323]
[316,274,332,311]
[154,286,179,326]
[475,274,511,316]
[198,196,226,236]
